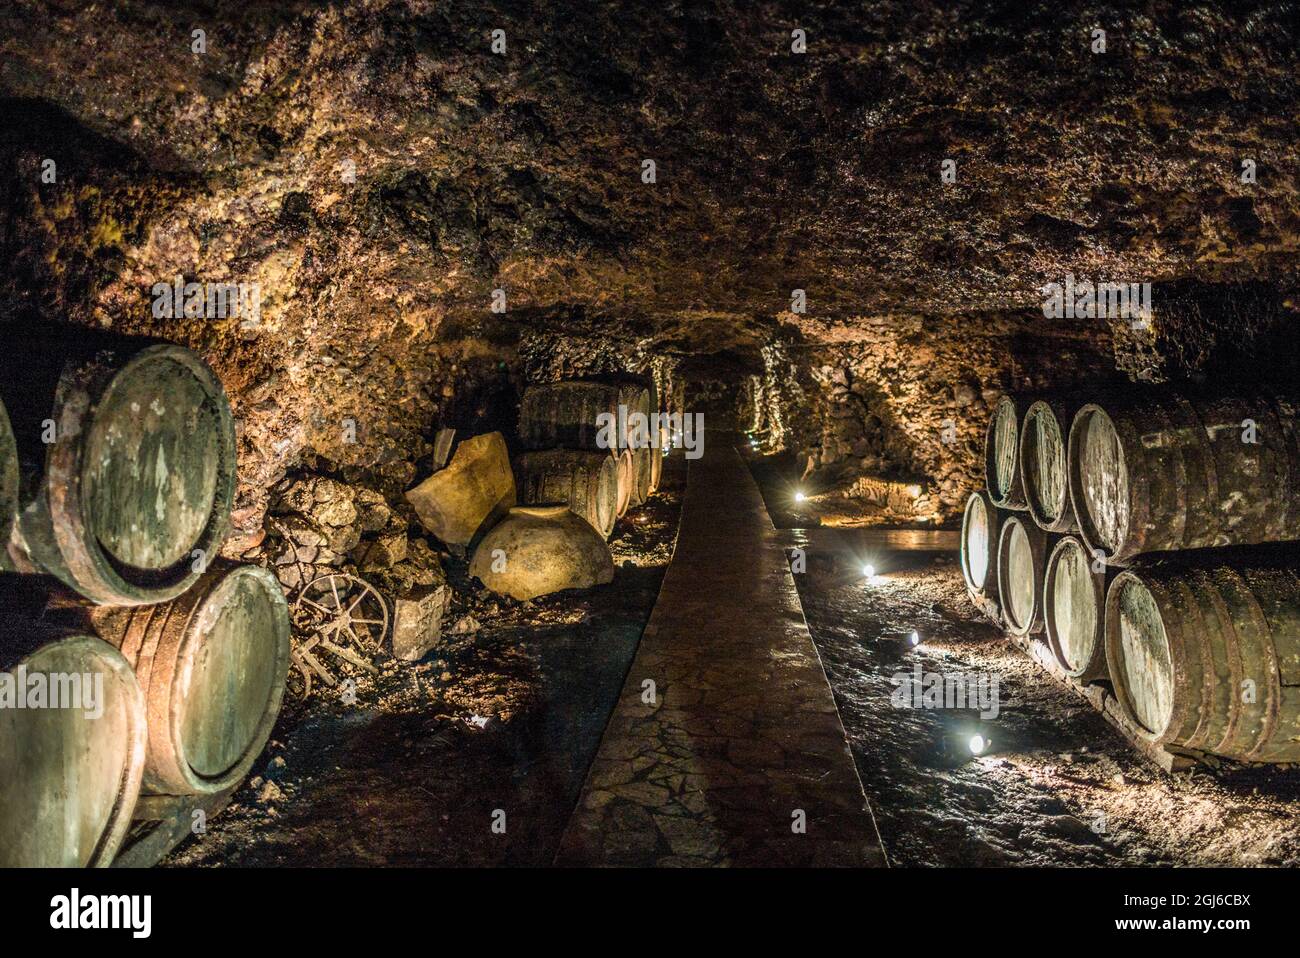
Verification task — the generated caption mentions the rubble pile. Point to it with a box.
[253,474,453,666]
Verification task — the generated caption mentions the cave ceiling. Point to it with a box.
[2,0,1295,348]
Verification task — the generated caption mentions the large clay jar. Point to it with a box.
[470,505,615,601]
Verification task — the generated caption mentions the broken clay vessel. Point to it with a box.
[404,432,515,548]
[469,505,614,601]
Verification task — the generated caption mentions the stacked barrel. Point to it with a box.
[962,388,1300,764]
[514,373,665,537]
[0,329,290,866]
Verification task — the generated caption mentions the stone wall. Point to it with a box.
[774,311,1116,520]
[0,1,1296,538]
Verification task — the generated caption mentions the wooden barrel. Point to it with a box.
[1105,561,1300,762]
[613,379,652,507]
[514,449,619,539]
[1,336,236,605]
[93,564,290,795]
[627,445,652,508]
[601,371,657,425]
[648,433,665,495]
[1042,536,1107,681]
[1068,393,1300,565]
[636,372,660,423]
[519,380,616,451]
[996,513,1051,636]
[960,490,1003,622]
[985,395,1027,510]
[0,623,146,866]
[614,448,634,519]
[641,367,665,495]
[0,396,16,555]
[1019,399,1077,533]
[519,381,623,451]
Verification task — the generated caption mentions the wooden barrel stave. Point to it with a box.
[648,430,665,494]
[642,370,666,496]
[1149,398,1198,553]
[1170,570,1226,750]
[514,449,619,539]
[627,445,651,507]
[1275,393,1300,535]
[0,626,146,867]
[615,381,652,506]
[1225,566,1295,761]
[1220,569,1272,756]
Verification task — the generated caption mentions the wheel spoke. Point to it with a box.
[299,596,333,616]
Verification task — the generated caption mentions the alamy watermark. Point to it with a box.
[1041,272,1152,325]
[151,275,261,325]
[50,888,151,938]
[0,667,104,719]
[890,664,1000,719]
[595,406,705,460]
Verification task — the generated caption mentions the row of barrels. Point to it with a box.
[0,329,290,866]
[514,373,665,537]
[964,493,1300,764]
[966,387,1300,766]
[986,391,1300,564]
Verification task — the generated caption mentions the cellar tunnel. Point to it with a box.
[1,0,1300,872]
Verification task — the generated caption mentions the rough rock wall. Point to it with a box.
[0,1,1296,539]
[1111,279,1300,384]
[776,311,1116,518]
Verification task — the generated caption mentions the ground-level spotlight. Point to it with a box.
[862,564,876,579]
[794,491,806,503]
[968,733,989,756]
[908,629,920,647]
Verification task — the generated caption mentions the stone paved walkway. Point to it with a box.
[555,438,887,866]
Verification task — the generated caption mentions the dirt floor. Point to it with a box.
[168,447,1300,868]
[783,528,1300,867]
[164,472,683,867]
[742,452,1300,868]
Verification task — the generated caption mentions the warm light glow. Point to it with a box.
[794,491,806,502]
[862,564,875,578]
[969,734,988,755]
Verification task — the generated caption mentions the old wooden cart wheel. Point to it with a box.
[289,573,389,699]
